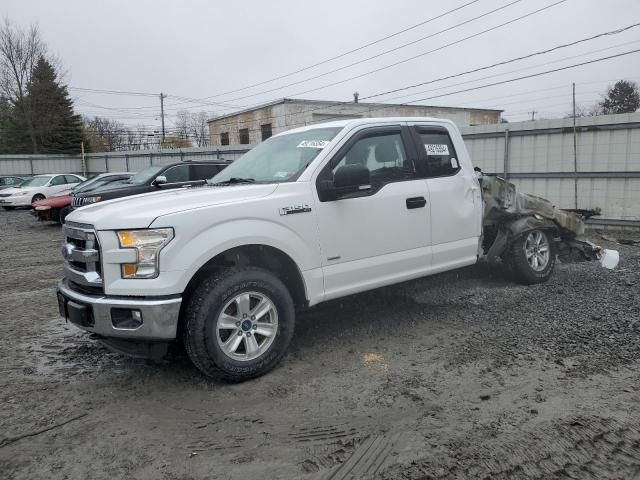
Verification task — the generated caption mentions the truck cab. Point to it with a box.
[57,118,612,382]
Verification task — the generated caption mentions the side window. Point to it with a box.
[416,130,459,177]
[191,164,220,180]
[163,165,190,183]
[239,128,250,145]
[65,175,79,184]
[331,131,413,191]
[50,175,66,186]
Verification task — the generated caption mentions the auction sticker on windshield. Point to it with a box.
[424,144,450,156]
[297,140,330,149]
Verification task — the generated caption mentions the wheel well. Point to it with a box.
[31,193,44,202]
[182,245,308,310]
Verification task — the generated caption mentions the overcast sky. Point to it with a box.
[3,0,640,130]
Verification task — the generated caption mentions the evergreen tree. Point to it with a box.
[22,57,84,153]
[598,80,640,115]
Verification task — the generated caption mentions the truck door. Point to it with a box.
[314,125,432,300]
[409,124,482,271]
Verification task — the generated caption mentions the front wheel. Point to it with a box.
[183,267,295,382]
[507,229,556,284]
[31,194,45,203]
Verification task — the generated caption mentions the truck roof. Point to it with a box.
[275,116,457,137]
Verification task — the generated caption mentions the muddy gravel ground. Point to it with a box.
[1,210,640,480]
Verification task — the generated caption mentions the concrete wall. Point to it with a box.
[207,100,501,146]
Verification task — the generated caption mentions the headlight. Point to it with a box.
[83,196,102,204]
[117,228,174,279]
[12,191,28,197]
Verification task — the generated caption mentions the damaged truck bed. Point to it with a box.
[479,175,618,269]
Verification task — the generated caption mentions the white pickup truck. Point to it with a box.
[56,117,617,381]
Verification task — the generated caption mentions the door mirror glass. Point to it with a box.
[334,164,371,190]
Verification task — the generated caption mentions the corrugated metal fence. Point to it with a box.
[0,145,250,177]
[1,112,639,227]
[461,112,640,227]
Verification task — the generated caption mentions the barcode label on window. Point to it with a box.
[297,140,330,149]
[424,144,449,156]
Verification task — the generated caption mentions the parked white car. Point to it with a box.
[0,174,85,210]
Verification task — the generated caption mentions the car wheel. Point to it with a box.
[183,267,295,382]
[32,194,45,203]
[59,207,70,225]
[507,229,556,284]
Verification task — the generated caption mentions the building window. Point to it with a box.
[220,132,229,146]
[261,123,272,141]
[239,128,250,145]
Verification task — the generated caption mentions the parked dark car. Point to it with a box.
[0,175,26,190]
[71,161,230,208]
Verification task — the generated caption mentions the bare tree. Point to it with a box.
[189,111,209,147]
[174,110,190,140]
[0,18,47,152]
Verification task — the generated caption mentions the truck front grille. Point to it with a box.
[62,221,103,292]
[71,196,86,207]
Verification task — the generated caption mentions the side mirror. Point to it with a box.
[153,175,167,186]
[318,164,371,201]
[334,164,371,191]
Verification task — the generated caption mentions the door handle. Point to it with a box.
[406,196,427,209]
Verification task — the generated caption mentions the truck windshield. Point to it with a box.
[211,127,343,184]
[125,165,165,185]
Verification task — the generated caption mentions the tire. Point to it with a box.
[59,206,70,225]
[2,206,16,211]
[183,267,295,382]
[32,194,45,203]
[507,229,556,285]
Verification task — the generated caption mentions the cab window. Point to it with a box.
[415,129,460,177]
[330,130,414,192]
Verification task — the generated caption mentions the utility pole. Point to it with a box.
[572,82,578,209]
[529,110,537,121]
[160,92,166,144]
[80,141,86,177]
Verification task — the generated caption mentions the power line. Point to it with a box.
[185,0,483,102]
[361,22,640,101]
[189,27,637,132]
[219,0,568,104]
[191,0,524,104]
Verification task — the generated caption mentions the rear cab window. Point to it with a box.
[412,127,460,178]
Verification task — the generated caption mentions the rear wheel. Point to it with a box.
[507,229,556,284]
[183,267,295,382]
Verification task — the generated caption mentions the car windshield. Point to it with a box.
[125,165,165,185]
[211,127,343,184]
[73,176,127,193]
[20,176,52,187]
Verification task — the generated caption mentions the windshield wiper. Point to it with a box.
[209,177,256,186]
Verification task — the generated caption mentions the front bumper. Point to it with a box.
[0,196,30,206]
[57,279,182,340]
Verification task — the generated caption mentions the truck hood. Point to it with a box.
[66,183,278,230]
